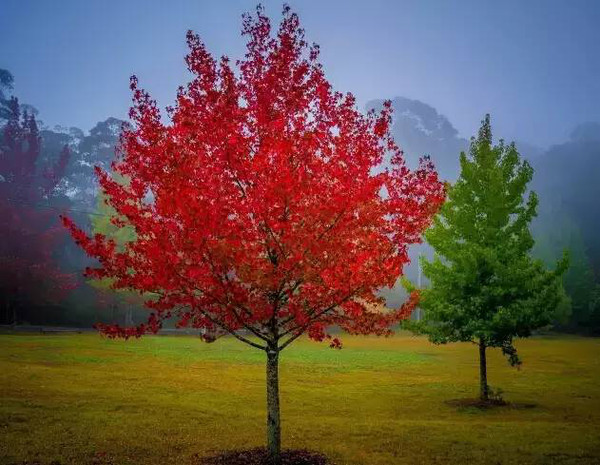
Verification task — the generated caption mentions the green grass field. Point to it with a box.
[1,332,599,464]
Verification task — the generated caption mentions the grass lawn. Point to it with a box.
[1,332,599,464]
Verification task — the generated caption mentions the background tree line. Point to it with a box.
[1,69,599,334]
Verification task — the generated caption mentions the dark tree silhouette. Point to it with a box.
[0,95,75,324]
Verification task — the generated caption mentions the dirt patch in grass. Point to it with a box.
[445,398,538,410]
[195,448,334,465]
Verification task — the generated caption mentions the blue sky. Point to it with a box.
[1,0,599,148]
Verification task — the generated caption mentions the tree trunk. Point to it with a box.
[125,305,133,326]
[3,296,8,325]
[479,338,489,401]
[266,347,281,465]
[8,299,17,327]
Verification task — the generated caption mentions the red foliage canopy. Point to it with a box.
[63,6,445,350]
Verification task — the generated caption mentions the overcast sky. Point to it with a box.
[1,0,599,148]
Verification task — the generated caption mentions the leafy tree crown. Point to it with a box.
[415,115,568,364]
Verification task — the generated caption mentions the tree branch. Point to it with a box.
[278,289,360,351]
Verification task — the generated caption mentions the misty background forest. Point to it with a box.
[1,70,598,333]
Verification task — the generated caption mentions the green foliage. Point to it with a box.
[415,115,568,365]
[89,182,137,301]
[487,385,505,403]
[533,210,596,330]
[91,184,136,250]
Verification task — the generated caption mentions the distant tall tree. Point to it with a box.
[0,69,15,121]
[413,115,568,402]
[62,6,445,462]
[66,118,126,208]
[534,217,594,329]
[0,95,75,324]
[588,285,600,333]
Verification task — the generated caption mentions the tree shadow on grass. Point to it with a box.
[445,398,538,410]
[194,448,335,465]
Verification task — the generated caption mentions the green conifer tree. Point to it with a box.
[414,115,568,401]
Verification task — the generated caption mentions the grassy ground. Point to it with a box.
[1,332,599,464]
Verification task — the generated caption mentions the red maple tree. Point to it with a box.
[63,6,445,462]
[0,97,75,324]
